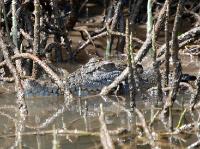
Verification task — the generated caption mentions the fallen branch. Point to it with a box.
[157,26,200,63]
[0,53,64,91]
[190,76,200,109]
[0,127,127,139]
[99,104,114,149]
[187,139,200,149]
[134,107,158,148]
[0,33,27,141]
[100,67,129,95]
[134,0,169,63]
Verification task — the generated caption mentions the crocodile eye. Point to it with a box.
[136,64,143,74]
[99,63,116,71]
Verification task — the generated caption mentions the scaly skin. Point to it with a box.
[23,58,159,97]
[23,57,170,97]
[23,58,127,97]
[23,57,196,97]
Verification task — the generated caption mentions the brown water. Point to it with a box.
[0,94,131,148]
[0,2,200,149]
[0,51,199,148]
[0,91,199,148]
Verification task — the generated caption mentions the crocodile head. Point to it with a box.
[23,58,126,97]
[66,57,126,96]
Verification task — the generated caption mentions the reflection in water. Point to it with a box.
[0,94,133,148]
[0,3,199,147]
[0,91,198,148]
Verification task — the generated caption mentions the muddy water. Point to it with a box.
[181,54,200,75]
[0,3,200,149]
[0,94,131,148]
[0,56,199,148]
[0,52,199,149]
[0,91,199,148]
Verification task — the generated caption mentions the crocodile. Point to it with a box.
[22,57,196,97]
[23,58,127,97]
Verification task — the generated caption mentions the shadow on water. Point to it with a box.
[0,1,199,149]
[0,53,199,149]
[0,17,199,149]
[0,87,199,148]
[0,94,131,148]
